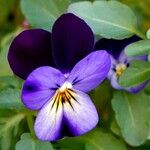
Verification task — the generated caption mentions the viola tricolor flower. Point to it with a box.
[95,36,147,93]
[8,13,111,141]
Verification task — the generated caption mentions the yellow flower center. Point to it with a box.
[51,82,76,110]
[115,64,127,77]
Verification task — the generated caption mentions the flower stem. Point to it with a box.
[26,111,36,138]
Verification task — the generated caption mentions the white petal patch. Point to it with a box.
[34,88,99,141]
[63,89,99,136]
[34,92,63,141]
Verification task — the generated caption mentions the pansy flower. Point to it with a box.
[8,13,111,141]
[95,36,147,93]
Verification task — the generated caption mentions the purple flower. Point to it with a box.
[8,13,111,141]
[95,36,148,93]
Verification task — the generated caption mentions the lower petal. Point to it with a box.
[34,93,63,141]
[63,89,98,136]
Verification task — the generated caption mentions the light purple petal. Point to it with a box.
[107,56,117,80]
[127,55,148,62]
[119,50,148,64]
[21,66,65,110]
[34,95,63,141]
[67,51,111,92]
[63,89,98,136]
[110,74,123,90]
[127,81,148,93]
[118,51,128,63]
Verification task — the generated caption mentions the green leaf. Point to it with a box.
[144,83,150,95]
[84,129,126,150]
[110,120,121,137]
[83,129,126,150]
[56,137,85,150]
[68,1,138,39]
[21,0,70,31]
[0,88,23,110]
[112,91,150,146]
[0,28,22,77]
[148,51,150,62]
[0,114,25,136]
[57,128,127,150]
[0,113,25,150]
[89,80,113,126]
[16,133,53,150]
[0,40,12,76]
[119,60,150,87]
[146,29,150,39]
[125,39,150,56]
[0,76,22,90]
[0,128,12,150]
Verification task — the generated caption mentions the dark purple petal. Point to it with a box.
[52,13,94,73]
[67,51,111,92]
[34,96,63,141]
[95,36,140,59]
[21,66,65,110]
[63,89,98,136]
[8,29,54,79]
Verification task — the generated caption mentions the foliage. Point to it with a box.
[16,133,53,150]
[125,39,150,56]
[68,0,138,39]
[21,0,70,31]
[112,91,150,146]
[119,60,150,87]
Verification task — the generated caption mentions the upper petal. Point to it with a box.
[21,66,65,110]
[51,13,94,73]
[95,36,140,59]
[67,51,111,92]
[8,29,54,79]
[63,89,98,136]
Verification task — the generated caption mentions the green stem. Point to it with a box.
[26,111,35,138]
